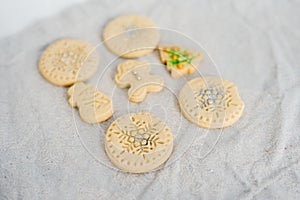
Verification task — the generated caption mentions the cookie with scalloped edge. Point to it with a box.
[103,15,160,58]
[115,60,164,103]
[158,45,203,78]
[179,77,244,128]
[39,39,99,86]
[105,112,173,173]
[68,82,113,124]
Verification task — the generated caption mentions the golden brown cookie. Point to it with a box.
[68,82,113,124]
[115,60,164,103]
[105,112,173,173]
[103,15,160,58]
[158,45,203,78]
[39,39,99,86]
[179,77,244,128]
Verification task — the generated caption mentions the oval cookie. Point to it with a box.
[39,39,99,86]
[103,15,160,58]
[105,112,173,173]
[68,82,113,124]
[179,77,244,128]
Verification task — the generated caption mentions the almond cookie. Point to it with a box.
[179,77,244,128]
[103,15,160,58]
[68,82,113,124]
[39,39,99,86]
[158,45,203,78]
[115,60,164,103]
[105,112,173,173]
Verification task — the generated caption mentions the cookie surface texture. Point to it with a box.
[39,39,99,86]
[179,77,244,128]
[68,82,113,124]
[103,15,160,58]
[105,112,173,173]
[158,45,203,78]
[115,60,164,103]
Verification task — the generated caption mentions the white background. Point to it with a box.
[0,0,86,38]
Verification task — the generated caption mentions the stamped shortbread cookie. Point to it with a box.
[68,82,113,124]
[115,60,164,103]
[39,39,99,86]
[105,112,173,173]
[158,45,203,78]
[103,15,160,58]
[179,77,244,128]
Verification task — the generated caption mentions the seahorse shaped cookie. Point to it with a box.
[115,60,164,102]
[68,82,113,123]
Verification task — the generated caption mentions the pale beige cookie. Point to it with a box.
[158,45,203,78]
[39,39,99,86]
[179,77,244,128]
[68,82,113,124]
[105,112,173,173]
[103,15,160,58]
[115,60,164,103]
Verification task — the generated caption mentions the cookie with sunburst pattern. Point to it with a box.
[39,39,99,86]
[105,112,173,173]
[179,77,244,128]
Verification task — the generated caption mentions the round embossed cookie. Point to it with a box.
[179,77,244,129]
[103,15,160,58]
[39,39,99,86]
[105,112,173,173]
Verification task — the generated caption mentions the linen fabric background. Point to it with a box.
[1,0,300,199]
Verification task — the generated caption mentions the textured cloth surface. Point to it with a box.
[1,0,300,199]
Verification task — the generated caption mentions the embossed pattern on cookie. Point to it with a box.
[105,112,173,173]
[179,77,244,128]
[103,15,160,58]
[115,60,164,103]
[39,39,99,86]
[68,82,113,124]
[158,45,203,78]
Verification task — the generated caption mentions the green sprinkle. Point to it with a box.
[166,48,195,67]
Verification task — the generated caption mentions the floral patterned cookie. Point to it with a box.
[105,112,173,173]
[39,39,99,86]
[158,45,203,78]
[103,15,160,58]
[178,77,244,128]
[68,82,113,124]
[115,60,164,103]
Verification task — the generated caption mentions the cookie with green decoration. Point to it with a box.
[158,45,203,78]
